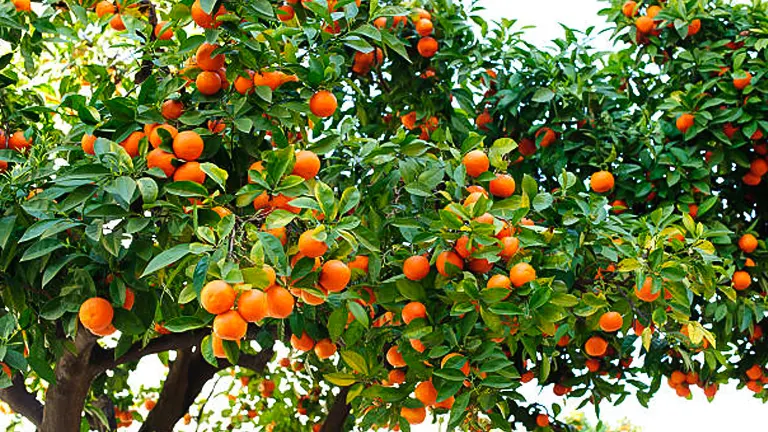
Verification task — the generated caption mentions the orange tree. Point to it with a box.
[0,0,766,430]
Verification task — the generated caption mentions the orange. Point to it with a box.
[489,174,515,197]
[434,396,454,410]
[91,324,116,337]
[173,161,206,184]
[743,173,761,186]
[436,251,464,277]
[417,36,438,58]
[400,406,426,425]
[676,113,694,134]
[388,369,406,385]
[463,191,485,206]
[213,310,248,340]
[270,193,300,213]
[584,336,608,357]
[161,100,183,120]
[746,365,764,380]
[599,311,623,332]
[414,18,433,36]
[750,158,768,176]
[403,255,430,281]
[8,131,32,152]
[635,277,660,302]
[212,334,237,358]
[154,21,173,40]
[733,72,752,90]
[319,260,351,292]
[733,271,751,291]
[266,286,294,318]
[212,206,231,218]
[299,288,326,306]
[292,150,321,179]
[95,1,116,17]
[277,4,295,21]
[441,353,470,375]
[309,90,338,118]
[635,16,654,33]
[191,0,226,28]
[200,280,236,314]
[536,127,557,147]
[646,5,661,19]
[621,1,637,17]
[590,170,615,193]
[586,358,600,372]
[476,110,492,130]
[687,19,701,36]
[509,262,536,287]
[266,225,288,246]
[469,258,492,273]
[498,236,520,260]
[123,288,135,310]
[414,380,437,406]
[234,70,255,95]
[81,134,97,155]
[349,255,369,273]
[314,338,337,359]
[196,43,225,71]
[110,14,126,31]
[253,70,298,90]
[291,331,315,351]
[78,297,114,332]
[454,236,475,259]
[409,338,426,352]
[173,131,204,161]
[149,124,178,148]
[402,301,427,324]
[237,289,268,322]
[298,229,328,258]
[462,150,489,177]
[536,414,549,428]
[196,71,222,95]
[119,131,143,157]
[487,274,511,289]
[386,346,406,367]
[739,234,758,253]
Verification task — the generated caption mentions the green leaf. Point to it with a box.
[328,307,347,341]
[488,138,517,170]
[488,303,524,315]
[0,215,15,250]
[531,87,555,103]
[315,181,338,220]
[165,181,209,197]
[27,355,56,384]
[256,232,288,274]
[112,309,146,335]
[341,351,369,374]
[199,163,229,190]
[43,254,85,288]
[107,176,137,205]
[140,244,191,277]
[266,209,297,229]
[163,316,209,332]
[532,193,553,212]
[343,36,374,53]
[324,372,357,387]
[380,30,411,62]
[136,178,158,203]
[339,187,361,216]
[20,239,64,261]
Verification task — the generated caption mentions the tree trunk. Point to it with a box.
[320,387,351,432]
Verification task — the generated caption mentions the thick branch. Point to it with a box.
[319,387,351,432]
[91,329,207,372]
[0,374,43,428]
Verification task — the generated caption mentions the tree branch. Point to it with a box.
[0,374,43,428]
[319,386,351,432]
[91,329,208,372]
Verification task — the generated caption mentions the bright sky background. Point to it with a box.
[2,1,766,431]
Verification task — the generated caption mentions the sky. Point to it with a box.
[2,1,766,431]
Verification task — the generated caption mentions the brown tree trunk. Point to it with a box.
[320,387,351,432]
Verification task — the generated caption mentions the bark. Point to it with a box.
[0,374,43,428]
[39,327,98,432]
[319,387,351,432]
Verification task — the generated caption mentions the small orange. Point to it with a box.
[733,72,752,90]
[348,255,369,273]
[319,260,351,293]
[509,262,536,287]
[196,43,225,71]
[635,277,660,302]
[149,124,178,148]
[173,131,204,161]
[234,70,255,95]
[487,274,511,289]
[154,21,173,40]
[738,234,758,253]
[400,406,426,425]
[277,4,295,21]
[291,150,321,179]
[409,338,426,353]
[414,380,437,406]
[388,369,406,385]
[196,71,222,95]
[146,148,176,177]
[646,5,661,19]
[309,90,338,118]
[489,174,515,197]
[237,289,268,322]
[81,134,97,155]
[599,311,623,332]
[213,310,248,340]
[676,113,694,134]
[621,1,637,17]
[441,353,470,375]
[402,301,427,324]
[733,271,751,291]
[434,396,454,409]
[386,346,406,367]
[123,288,135,310]
[173,161,206,184]
[212,206,231,218]
[119,131,143,158]
[298,229,328,258]
[498,236,520,260]
[414,18,433,36]
[161,100,183,120]
[314,338,337,359]
[200,280,236,314]
[635,16,654,34]
[95,1,116,17]
[403,255,430,281]
[8,131,33,151]
[417,36,438,58]
[79,297,114,332]
[536,414,549,427]
[436,251,464,277]
[590,170,615,193]
[291,331,315,351]
[750,159,768,177]
[584,336,608,357]
[462,150,489,177]
[536,127,557,147]
[266,286,294,318]
[110,14,126,31]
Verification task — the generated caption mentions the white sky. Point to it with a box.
[2,1,765,431]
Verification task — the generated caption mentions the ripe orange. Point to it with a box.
[154,21,173,40]
[309,90,337,118]
[386,346,406,367]
[489,174,515,197]
[173,161,206,184]
[743,172,761,186]
[95,1,116,17]
[196,43,225,71]
[646,5,661,19]
[733,271,751,291]
[462,150,489,177]
[146,148,176,177]
[436,251,464,277]
[234,70,255,95]
[191,0,226,28]
[298,229,328,258]
[110,14,126,31]
[750,159,768,177]
[403,255,430,281]
[118,131,143,157]
[402,301,427,324]
[212,206,231,218]
[415,380,437,406]
[291,331,315,351]
[487,274,511,290]
[409,338,426,353]
[400,406,426,425]
[291,150,321,179]
[454,236,475,259]
[536,414,550,428]
[91,324,117,337]
[388,369,406,385]
[161,100,183,120]
[266,286,294,318]
[676,113,694,134]
[584,336,608,357]
[498,236,520,260]
[417,36,438,58]
[536,127,557,147]
[688,19,701,36]
[149,124,178,148]
[590,170,615,193]
[200,280,235,314]
[476,110,492,130]
[196,71,222,95]
[8,131,32,152]
[586,358,600,372]
[469,258,492,273]
[314,338,337,359]
[599,311,623,332]
[277,4,295,21]
[733,72,752,90]
[635,16,654,33]
[319,260,351,292]
[739,234,758,253]
[213,310,248,340]
[746,365,763,380]
[509,262,536,287]
[415,18,433,36]
[237,289,268,322]
[173,131,204,161]
[621,1,637,17]
[81,134,96,155]
[348,255,369,273]
[635,277,660,302]
[123,288,135,310]
[79,297,114,332]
